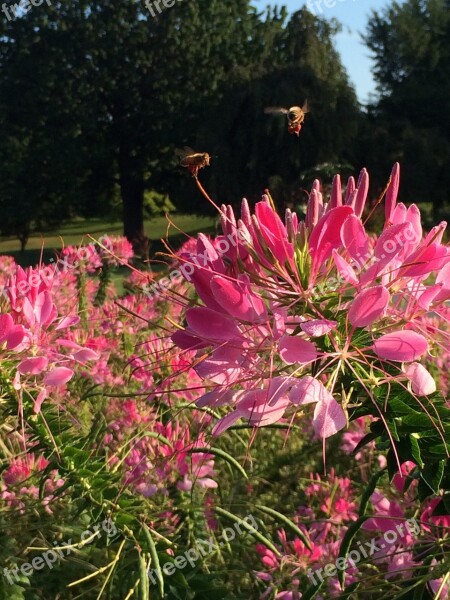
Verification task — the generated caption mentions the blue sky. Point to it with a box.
[254,0,397,103]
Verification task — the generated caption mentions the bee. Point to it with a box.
[175,147,211,177]
[264,100,309,136]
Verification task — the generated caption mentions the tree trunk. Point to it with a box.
[118,146,148,260]
[19,231,29,253]
[121,175,144,242]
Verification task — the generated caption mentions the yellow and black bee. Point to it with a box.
[176,147,211,177]
[264,100,309,136]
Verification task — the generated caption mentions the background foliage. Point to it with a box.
[0,0,448,250]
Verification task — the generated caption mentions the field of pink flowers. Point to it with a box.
[0,164,449,600]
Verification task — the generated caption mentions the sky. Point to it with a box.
[255,0,397,103]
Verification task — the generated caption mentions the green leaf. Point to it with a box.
[409,434,424,468]
[142,523,164,598]
[420,460,445,494]
[301,576,325,599]
[255,505,312,551]
[337,516,369,589]
[358,468,387,517]
[188,447,248,479]
[138,550,149,600]
[213,507,281,557]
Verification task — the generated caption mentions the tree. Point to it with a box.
[0,0,279,250]
[362,0,450,218]
[0,1,361,250]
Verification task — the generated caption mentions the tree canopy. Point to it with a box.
[362,0,450,219]
[0,1,359,250]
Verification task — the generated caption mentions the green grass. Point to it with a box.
[0,214,216,267]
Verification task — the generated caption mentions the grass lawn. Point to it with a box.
[0,214,216,267]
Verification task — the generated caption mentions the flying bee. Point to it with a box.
[264,100,309,136]
[175,147,211,177]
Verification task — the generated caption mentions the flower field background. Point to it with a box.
[0,2,449,597]
[0,163,449,600]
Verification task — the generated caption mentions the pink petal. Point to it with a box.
[0,313,13,342]
[43,367,74,386]
[18,356,49,375]
[309,206,354,281]
[171,330,208,350]
[196,389,240,409]
[56,339,82,350]
[404,205,422,249]
[22,297,36,327]
[35,291,55,326]
[375,222,411,260]
[341,215,369,262]
[300,319,337,337]
[329,174,342,209]
[237,389,289,426]
[344,176,356,204]
[279,336,318,365]
[255,201,294,263]
[7,325,27,350]
[196,233,226,273]
[417,284,444,309]
[385,163,400,223]
[186,307,243,342]
[73,348,99,362]
[306,189,321,229]
[210,275,267,322]
[55,315,81,331]
[189,269,224,313]
[212,412,241,436]
[290,376,328,405]
[373,331,428,362]
[391,202,407,225]
[348,286,390,327]
[33,388,48,414]
[435,262,450,302]
[354,168,369,218]
[332,250,359,286]
[401,244,450,278]
[404,363,436,396]
[195,346,244,385]
[267,376,294,406]
[313,397,347,438]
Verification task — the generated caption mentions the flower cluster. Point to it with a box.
[254,469,358,598]
[0,264,99,412]
[171,164,449,442]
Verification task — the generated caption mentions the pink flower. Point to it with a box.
[404,362,436,395]
[43,367,74,386]
[279,336,318,365]
[373,331,428,362]
[348,286,390,327]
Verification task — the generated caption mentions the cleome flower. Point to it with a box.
[170,164,449,441]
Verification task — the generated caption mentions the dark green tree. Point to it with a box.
[362,0,450,219]
[0,1,361,250]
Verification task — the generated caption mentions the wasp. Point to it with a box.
[264,100,309,136]
[176,147,211,177]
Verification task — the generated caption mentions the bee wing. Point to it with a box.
[264,107,289,115]
[175,146,197,160]
[301,99,309,114]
